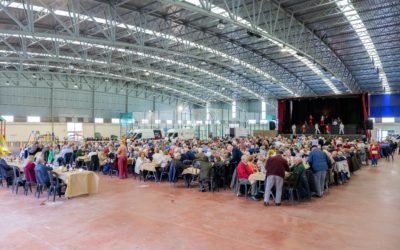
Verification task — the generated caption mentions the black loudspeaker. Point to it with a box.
[269,121,276,130]
[365,119,373,130]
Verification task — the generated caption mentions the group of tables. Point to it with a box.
[6,160,99,199]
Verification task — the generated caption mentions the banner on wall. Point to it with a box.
[370,94,400,117]
[120,112,134,125]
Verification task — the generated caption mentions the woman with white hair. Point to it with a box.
[34,156,53,187]
[286,157,305,183]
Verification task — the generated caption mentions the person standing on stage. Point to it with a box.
[302,122,307,134]
[292,124,297,135]
[315,123,321,134]
[309,114,313,125]
[320,115,325,126]
[326,124,331,134]
[339,122,345,135]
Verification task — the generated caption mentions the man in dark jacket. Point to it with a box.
[264,150,290,206]
[308,145,330,197]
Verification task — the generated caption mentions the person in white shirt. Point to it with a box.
[134,152,148,175]
[315,123,321,134]
[292,124,296,135]
[152,149,164,165]
[339,122,345,134]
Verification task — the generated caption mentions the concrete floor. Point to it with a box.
[1,156,400,250]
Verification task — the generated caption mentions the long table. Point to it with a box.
[6,161,25,172]
[53,168,99,198]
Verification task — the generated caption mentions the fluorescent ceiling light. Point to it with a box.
[0,59,207,104]
[3,2,288,98]
[182,0,342,94]
[0,32,260,100]
[336,0,389,92]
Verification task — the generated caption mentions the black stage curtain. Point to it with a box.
[281,95,364,133]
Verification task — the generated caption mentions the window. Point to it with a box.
[155,120,161,124]
[94,118,103,124]
[215,120,221,125]
[196,120,203,125]
[248,119,256,124]
[382,117,395,123]
[141,119,149,124]
[260,119,268,124]
[177,120,182,124]
[261,101,266,120]
[229,123,239,128]
[27,116,40,123]
[166,120,172,125]
[186,120,191,125]
[232,101,237,119]
[67,123,83,141]
[111,118,120,124]
[1,115,14,122]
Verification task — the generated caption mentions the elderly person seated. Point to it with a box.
[58,144,74,166]
[257,155,266,174]
[237,155,258,201]
[332,151,350,184]
[168,153,184,183]
[34,157,53,187]
[134,152,148,176]
[152,148,165,180]
[287,157,305,183]
[0,158,14,186]
[195,148,206,160]
[198,155,214,192]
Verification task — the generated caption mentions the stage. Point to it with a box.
[279,134,365,141]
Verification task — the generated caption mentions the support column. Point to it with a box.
[125,91,128,113]
[50,84,54,134]
[92,88,95,137]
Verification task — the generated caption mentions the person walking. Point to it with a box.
[369,142,380,167]
[264,150,290,206]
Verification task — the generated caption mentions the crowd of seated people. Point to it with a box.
[1,134,398,206]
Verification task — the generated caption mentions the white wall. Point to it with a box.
[5,122,120,141]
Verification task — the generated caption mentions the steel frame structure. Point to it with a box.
[0,0,398,109]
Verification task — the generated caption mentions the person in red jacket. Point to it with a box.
[24,160,36,183]
[326,124,331,134]
[264,150,290,206]
[236,155,258,201]
[369,142,380,167]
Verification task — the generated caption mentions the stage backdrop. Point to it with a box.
[278,94,367,133]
